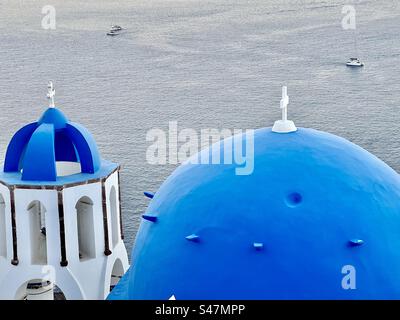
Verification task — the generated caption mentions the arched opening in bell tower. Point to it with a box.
[110,186,120,248]
[14,280,67,300]
[0,194,6,258]
[109,258,124,293]
[27,201,47,265]
[75,196,96,261]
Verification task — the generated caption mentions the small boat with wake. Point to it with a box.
[107,25,124,36]
[346,57,364,67]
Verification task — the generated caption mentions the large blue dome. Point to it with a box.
[110,127,400,299]
[3,107,101,181]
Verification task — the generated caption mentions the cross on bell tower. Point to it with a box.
[47,81,55,108]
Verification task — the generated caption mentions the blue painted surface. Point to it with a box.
[109,127,400,300]
[2,107,104,182]
[144,191,155,199]
[0,159,117,186]
[142,214,158,223]
[66,122,100,174]
[3,122,38,172]
[38,107,68,129]
[21,123,56,181]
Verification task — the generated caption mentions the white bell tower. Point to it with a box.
[0,82,129,300]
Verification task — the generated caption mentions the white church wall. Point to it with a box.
[63,182,106,299]
[0,193,7,258]
[105,172,121,249]
[102,242,129,299]
[110,186,119,249]
[0,184,11,263]
[76,197,96,260]
[0,264,85,300]
[0,170,129,300]
[63,183,103,264]
[102,171,129,299]
[27,201,47,265]
[0,184,12,264]
[14,189,59,268]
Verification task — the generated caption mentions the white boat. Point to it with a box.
[110,25,122,31]
[107,25,124,36]
[346,57,364,67]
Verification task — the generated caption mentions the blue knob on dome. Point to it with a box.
[142,214,158,223]
[144,191,155,199]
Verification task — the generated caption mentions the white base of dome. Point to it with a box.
[272,120,297,133]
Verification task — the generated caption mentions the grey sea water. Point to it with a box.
[0,0,399,254]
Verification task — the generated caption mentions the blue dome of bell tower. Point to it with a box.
[1,82,116,184]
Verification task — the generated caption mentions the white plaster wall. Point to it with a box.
[105,172,121,248]
[0,187,85,300]
[63,182,105,299]
[103,172,129,299]
[102,241,129,299]
[0,265,85,300]
[13,189,59,267]
[0,171,129,300]
[0,184,11,268]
